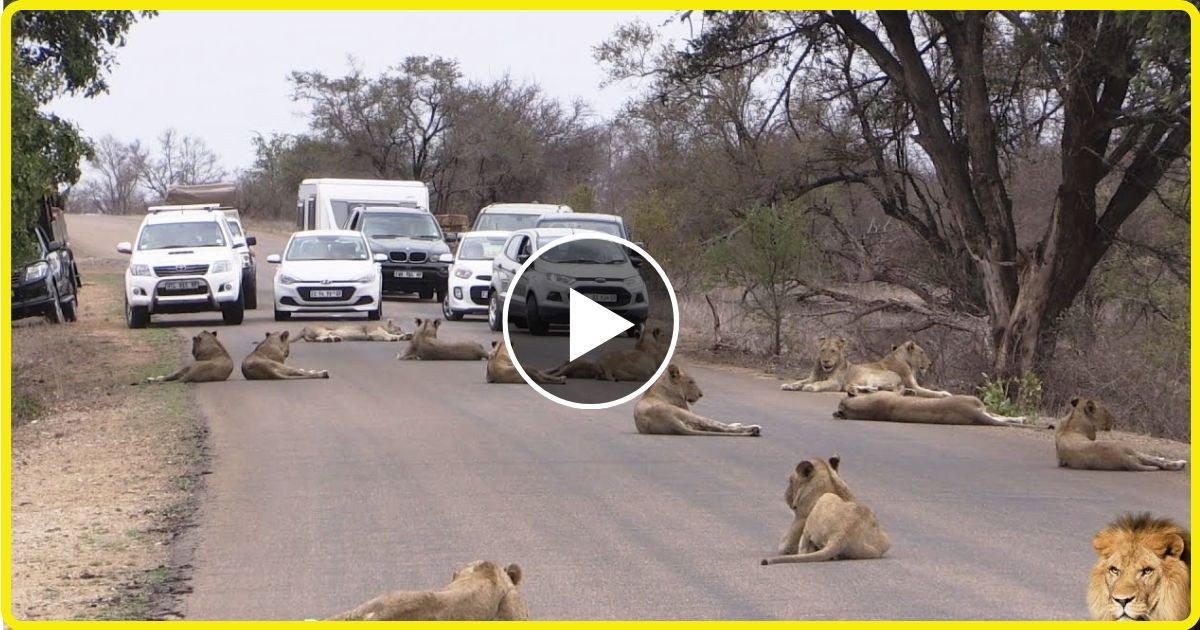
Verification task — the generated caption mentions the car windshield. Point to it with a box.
[334,201,413,229]
[474,213,541,231]
[537,219,622,237]
[137,222,226,250]
[286,235,370,261]
[361,213,442,240]
[539,239,628,264]
[456,236,508,260]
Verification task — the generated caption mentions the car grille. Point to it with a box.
[156,282,209,297]
[476,274,492,282]
[155,264,209,277]
[574,286,632,306]
[469,286,490,305]
[298,286,355,301]
[389,252,429,263]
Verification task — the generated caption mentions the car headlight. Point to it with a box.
[279,274,301,285]
[129,263,153,277]
[23,261,49,283]
[622,275,644,287]
[438,253,454,263]
[211,260,232,274]
[239,252,252,268]
[454,267,473,279]
[548,273,576,286]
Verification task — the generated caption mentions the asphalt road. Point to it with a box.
[70,214,1190,620]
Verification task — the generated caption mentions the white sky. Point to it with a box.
[49,10,691,174]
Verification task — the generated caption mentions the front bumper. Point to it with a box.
[380,263,448,293]
[274,280,380,313]
[532,285,649,325]
[446,276,491,314]
[11,278,55,319]
[126,270,241,313]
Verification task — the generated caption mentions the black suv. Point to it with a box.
[12,206,81,323]
[344,206,452,302]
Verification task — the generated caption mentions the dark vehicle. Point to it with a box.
[12,203,81,324]
[344,206,452,302]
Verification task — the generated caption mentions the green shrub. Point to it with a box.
[978,372,1042,422]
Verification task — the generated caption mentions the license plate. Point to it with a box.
[480,289,489,299]
[163,279,202,290]
[585,293,617,303]
[310,289,342,298]
[394,271,422,278]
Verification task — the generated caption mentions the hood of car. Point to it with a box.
[367,236,449,256]
[278,260,376,281]
[131,247,235,267]
[451,258,494,274]
[534,261,640,283]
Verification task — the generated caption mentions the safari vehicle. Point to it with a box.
[344,206,453,302]
[165,183,259,308]
[296,178,431,232]
[471,202,572,232]
[11,201,81,324]
[118,205,246,328]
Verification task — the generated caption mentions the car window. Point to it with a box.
[537,219,622,237]
[504,235,526,261]
[137,222,226,250]
[360,213,442,240]
[286,235,370,261]
[226,220,244,239]
[333,201,413,230]
[540,239,628,264]
[457,236,508,260]
[475,213,541,231]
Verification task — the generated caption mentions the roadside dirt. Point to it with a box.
[8,267,205,620]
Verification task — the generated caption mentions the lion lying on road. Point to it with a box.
[297,319,411,343]
[486,340,565,385]
[146,330,234,383]
[780,336,848,391]
[792,340,951,398]
[549,326,667,382]
[762,456,890,564]
[1055,397,1186,471]
[241,331,330,380]
[634,364,760,436]
[326,560,529,621]
[397,318,488,361]
[1088,512,1189,621]
[834,389,1026,426]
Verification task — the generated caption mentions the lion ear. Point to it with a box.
[1092,529,1120,557]
[414,317,423,327]
[667,364,681,378]
[433,318,442,328]
[829,455,841,471]
[211,331,218,337]
[386,318,394,326]
[491,341,499,349]
[1158,532,1187,560]
[818,336,827,343]
[1070,396,1080,407]
[836,337,846,348]
[264,331,271,338]
[796,460,814,477]
[280,330,290,342]
[505,563,523,586]
[905,341,915,350]
[891,344,898,351]
[1084,400,1096,415]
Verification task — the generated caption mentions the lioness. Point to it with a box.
[549,326,667,382]
[781,336,848,391]
[241,331,330,380]
[486,340,565,385]
[1088,513,1189,621]
[762,456,890,564]
[834,389,1026,426]
[326,560,529,621]
[397,318,488,361]
[297,319,411,343]
[146,330,234,383]
[633,364,761,436]
[800,340,951,398]
[1055,397,1186,471]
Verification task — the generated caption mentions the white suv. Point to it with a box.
[117,206,245,328]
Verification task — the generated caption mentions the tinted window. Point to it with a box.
[504,235,526,261]
[540,239,628,264]
[475,213,541,231]
[537,219,622,237]
[361,213,441,239]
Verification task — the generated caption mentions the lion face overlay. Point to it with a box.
[1089,513,1190,621]
[816,336,847,372]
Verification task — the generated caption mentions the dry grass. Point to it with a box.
[9,272,204,620]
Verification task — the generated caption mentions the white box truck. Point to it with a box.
[295,178,431,231]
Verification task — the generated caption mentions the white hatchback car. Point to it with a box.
[442,230,511,320]
[268,230,387,321]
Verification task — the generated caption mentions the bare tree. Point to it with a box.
[78,134,146,213]
[140,128,226,201]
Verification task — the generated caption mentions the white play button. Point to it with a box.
[568,288,634,361]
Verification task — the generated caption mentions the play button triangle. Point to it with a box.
[568,288,634,361]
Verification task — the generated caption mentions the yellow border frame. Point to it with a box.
[2,2,1197,627]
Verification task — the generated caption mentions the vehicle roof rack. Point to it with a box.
[147,203,235,213]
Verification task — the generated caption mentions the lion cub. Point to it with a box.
[146,330,234,383]
[549,326,667,381]
[397,318,487,361]
[834,389,1026,426]
[762,456,890,564]
[1055,397,1186,471]
[326,560,529,621]
[633,364,761,436]
[241,331,330,380]
[298,319,411,343]
[486,340,565,384]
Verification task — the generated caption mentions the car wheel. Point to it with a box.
[367,307,381,321]
[442,296,463,321]
[274,309,291,322]
[526,293,549,336]
[244,274,258,309]
[488,293,503,332]
[46,285,65,324]
[222,291,246,325]
[419,289,434,301]
[126,297,149,329]
[435,286,446,304]
[61,293,78,323]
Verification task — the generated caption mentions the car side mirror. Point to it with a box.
[46,240,63,253]
[266,254,281,264]
[245,236,257,247]
[373,253,388,263]
[116,242,132,254]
